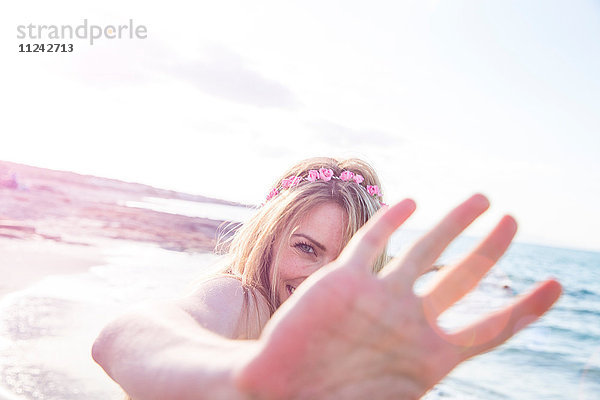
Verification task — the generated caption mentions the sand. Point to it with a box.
[0,238,105,300]
[0,159,244,299]
[0,160,240,399]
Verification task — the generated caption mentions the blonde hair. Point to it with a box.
[122,157,388,400]
[217,156,388,316]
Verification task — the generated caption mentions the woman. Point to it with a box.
[92,157,562,399]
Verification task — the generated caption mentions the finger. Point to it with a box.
[448,279,562,360]
[421,215,517,317]
[336,198,416,273]
[381,193,490,288]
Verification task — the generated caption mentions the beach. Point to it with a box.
[0,160,598,400]
[0,158,252,303]
[0,160,248,399]
[0,159,242,304]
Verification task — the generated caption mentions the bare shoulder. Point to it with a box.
[175,275,270,339]
[175,276,245,338]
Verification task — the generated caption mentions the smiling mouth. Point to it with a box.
[286,284,296,295]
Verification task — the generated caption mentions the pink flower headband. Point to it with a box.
[265,168,386,205]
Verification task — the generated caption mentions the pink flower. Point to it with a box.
[319,168,334,182]
[289,176,302,187]
[281,179,291,189]
[281,176,294,189]
[339,171,355,181]
[307,170,320,182]
[266,188,279,201]
[353,174,364,184]
[367,185,381,196]
[282,176,302,189]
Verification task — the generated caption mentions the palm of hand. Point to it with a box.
[235,195,561,400]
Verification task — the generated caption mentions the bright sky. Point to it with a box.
[1,0,599,251]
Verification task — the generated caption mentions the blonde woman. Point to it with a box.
[92,157,562,400]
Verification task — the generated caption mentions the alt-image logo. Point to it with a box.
[16,19,147,45]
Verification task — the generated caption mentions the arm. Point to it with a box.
[94,195,561,400]
[91,277,266,400]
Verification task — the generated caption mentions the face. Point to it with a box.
[271,202,347,304]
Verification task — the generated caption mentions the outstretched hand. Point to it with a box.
[235,194,562,400]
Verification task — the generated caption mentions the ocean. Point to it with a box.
[0,198,598,399]
[419,240,600,399]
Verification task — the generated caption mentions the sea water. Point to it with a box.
[0,199,598,399]
[420,241,600,400]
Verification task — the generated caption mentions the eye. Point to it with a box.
[294,241,316,255]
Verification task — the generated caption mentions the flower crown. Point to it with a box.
[265,168,385,205]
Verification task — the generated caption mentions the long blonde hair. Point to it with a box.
[122,157,387,400]
[217,156,388,315]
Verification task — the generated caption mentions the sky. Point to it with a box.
[1,0,599,251]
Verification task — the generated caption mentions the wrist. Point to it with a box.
[118,337,261,400]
